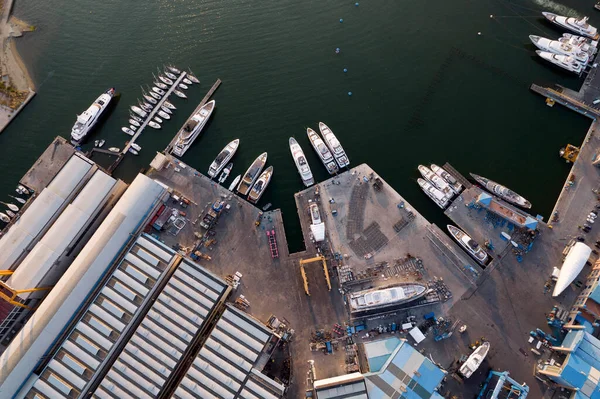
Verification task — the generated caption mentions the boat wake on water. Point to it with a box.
[531,0,579,17]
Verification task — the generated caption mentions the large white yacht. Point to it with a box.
[289,137,314,187]
[208,139,240,178]
[431,164,462,194]
[418,165,454,198]
[349,283,428,312]
[417,178,451,209]
[559,33,598,56]
[470,173,531,209]
[529,35,589,63]
[447,225,489,265]
[172,100,215,157]
[71,88,115,143]
[307,128,339,175]
[319,122,349,168]
[542,12,598,39]
[237,152,268,196]
[535,51,585,74]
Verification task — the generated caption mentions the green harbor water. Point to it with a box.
[0,0,596,251]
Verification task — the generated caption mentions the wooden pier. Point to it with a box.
[165,79,222,155]
[442,162,472,189]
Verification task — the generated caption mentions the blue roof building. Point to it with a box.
[314,337,446,399]
[538,329,600,398]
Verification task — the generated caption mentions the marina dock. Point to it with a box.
[165,78,222,156]
[19,136,74,193]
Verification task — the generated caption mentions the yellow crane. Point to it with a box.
[298,254,331,296]
[0,271,52,310]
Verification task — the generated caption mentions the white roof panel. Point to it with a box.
[47,155,94,199]
[70,171,116,213]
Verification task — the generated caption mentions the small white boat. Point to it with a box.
[228,175,241,191]
[183,78,193,85]
[122,127,135,136]
[459,342,490,379]
[173,90,187,98]
[1,202,19,212]
[6,209,15,218]
[417,178,451,209]
[94,140,99,147]
[188,74,200,84]
[149,91,161,100]
[163,101,176,110]
[0,212,10,223]
[129,118,141,127]
[536,50,585,74]
[129,125,137,131]
[108,147,120,153]
[448,225,489,265]
[98,139,105,148]
[129,148,139,155]
[157,110,171,120]
[8,195,26,204]
[529,35,589,63]
[149,121,161,129]
[131,143,141,151]
[218,162,233,184]
[178,83,189,90]
[154,116,163,124]
[130,114,143,123]
[160,106,173,114]
[154,81,168,90]
[152,87,166,96]
[159,75,173,85]
[543,12,598,39]
[17,185,30,195]
[167,65,181,74]
[165,71,177,80]
[143,94,158,105]
[140,102,153,112]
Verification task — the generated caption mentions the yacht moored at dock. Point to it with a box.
[470,173,531,208]
[208,139,240,178]
[237,152,268,196]
[418,165,454,197]
[70,88,115,143]
[417,178,451,209]
[307,128,339,175]
[319,122,349,168]
[349,283,428,312]
[248,166,273,203]
[529,35,590,63]
[172,100,215,157]
[542,12,598,39]
[560,33,598,56]
[431,164,462,194]
[218,163,233,184]
[535,51,585,74]
[228,175,241,191]
[447,225,489,265]
[289,137,314,187]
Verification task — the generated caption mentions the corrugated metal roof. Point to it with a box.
[92,259,229,399]
[0,155,94,271]
[172,305,280,399]
[0,174,167,399]
[7,170,116,294]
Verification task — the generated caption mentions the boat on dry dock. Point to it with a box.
[417,178,451,209]
[289,137,314,187]
[237,152,268,196]
[470,173,531,209]
[542,12,598,39]
[172,100,215,157]
[248,166,273,203]
[431,164,462,194]
[459,341,490,378]
[418,165,454,197]
[208,139,240,178]
[349,283,428,312]
[319,122,349,168]
[447,225,489,265]
[307,128,339,175]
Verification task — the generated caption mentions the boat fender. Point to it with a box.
[348,91,353,96]
[343,68,348,73]
[339,18,344,23]
[355,2,359,5]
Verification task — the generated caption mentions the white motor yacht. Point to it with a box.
[543,12,598,39]
[418,165,454,197]
[447,225,489,265]
[560,33,598,56]
[431,164,462,194]
[349,283,428,312]
[319,122,349,168]
[172,100,215,157]
[536,50,585,74]
[417,178,451,209]
[71,88,115,143]
[530,35,589,63]
[237,152,267,196]
[289,137,314,187]
[307,128,339,175]
[208,139,240,178]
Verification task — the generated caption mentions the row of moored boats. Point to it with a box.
[203,122,349,206]
[0,185,30,224]
[532,12,599,74]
